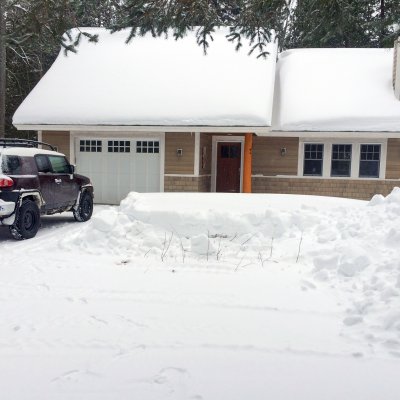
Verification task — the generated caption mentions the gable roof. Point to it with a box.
[272,48,400,132]
[13,28,277,129]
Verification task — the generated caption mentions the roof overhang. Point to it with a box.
[269,130,400,138]
[17,124,400,138]
[15,124,273,135]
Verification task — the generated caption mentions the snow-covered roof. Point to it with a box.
[13,28,277,129]
[272,48,400,132]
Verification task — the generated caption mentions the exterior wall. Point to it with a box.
[164,175,211,192]
[252,176,400,200]
[165,133,195,174]
[386,138,400,179]
[39,130,400,200]
[42,131,70,160]
[252,136,299,176]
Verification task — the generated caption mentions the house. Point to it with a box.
[13,29,400,203]
[13,27,277,204]
[262,45,400,200]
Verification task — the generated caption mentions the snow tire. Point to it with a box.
[73,191,93,222]
[10,199,41,240]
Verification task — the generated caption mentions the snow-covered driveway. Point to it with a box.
[0,193,399,399]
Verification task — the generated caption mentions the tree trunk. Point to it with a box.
[0,0,6,138]
[380,0,385,47]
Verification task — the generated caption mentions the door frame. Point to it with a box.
[211,135,244,193]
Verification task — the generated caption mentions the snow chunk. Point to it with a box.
[91,209,118,233]
[338,255,370,277]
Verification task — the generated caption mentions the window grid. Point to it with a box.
[360,144,380,161]
[331,144,352,177]
[136,141,160,154]
[80,140,102,153]
[359,144,381,178]
[108,140,131,153]
[303,143,324,176]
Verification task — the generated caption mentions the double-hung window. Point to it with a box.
[331,144,352,177]
[303,144,324,176]
[359,144,380,178]
[301,141,383,179]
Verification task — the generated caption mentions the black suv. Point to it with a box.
[0,139,94,240]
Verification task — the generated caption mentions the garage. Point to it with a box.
[75,138,162,204]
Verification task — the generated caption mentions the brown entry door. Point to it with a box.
[216,142,241,192]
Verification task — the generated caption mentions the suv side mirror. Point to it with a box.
[69,164,75,174]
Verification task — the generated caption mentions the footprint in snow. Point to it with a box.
[51,369,102,383]
[152,367,196,397]
[343,316,363,326]
[90,315,108,325]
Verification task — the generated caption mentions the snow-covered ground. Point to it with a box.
[1,191,400,399]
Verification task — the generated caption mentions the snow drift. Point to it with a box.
[60,190,400,358]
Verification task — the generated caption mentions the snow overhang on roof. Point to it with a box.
[13,28,278,129]
[272,48,400,132]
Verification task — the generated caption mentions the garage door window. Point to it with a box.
[80,140,102,152]
[137,141,159,154]
[108,141,130,153]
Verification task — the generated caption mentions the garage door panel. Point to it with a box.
[76,138,161,204]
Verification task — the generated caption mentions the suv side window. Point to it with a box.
[48,156,71,174]
[35,155,52,173]
[1,155,22,174]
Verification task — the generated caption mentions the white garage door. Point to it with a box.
[76,138,161,204]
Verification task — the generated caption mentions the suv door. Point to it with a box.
[47,155,79,208]
[35,154,55,210]
[35,154,79,211]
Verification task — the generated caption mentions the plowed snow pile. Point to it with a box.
[2,190,400,399]
[61,190,400,357]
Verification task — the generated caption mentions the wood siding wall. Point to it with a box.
[42,131,70,160]
[252,136,299,176]
[165,133,195,175]
[386,138,400,179]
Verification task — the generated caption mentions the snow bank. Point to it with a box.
[61,190,400,357]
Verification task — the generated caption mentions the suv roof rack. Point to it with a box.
[0,138,56,151]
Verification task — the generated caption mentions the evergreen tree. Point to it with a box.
[113,0,289,56]
[1,0,118,136]
[285,0,400,49]
[2,0,400,137]
[0,0,5,138]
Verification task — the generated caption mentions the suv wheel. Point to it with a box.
[10,199,41,240]
[73,191,93,222]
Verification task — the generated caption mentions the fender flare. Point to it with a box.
[73,184,94,211]
[2,190,44,226]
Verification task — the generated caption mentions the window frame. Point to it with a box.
[136,140,160,154]
[298,139,387,179]
[359,144,381,178]
[330,144,352,177]
[108,140,131,153]
[303,143,324,176]
[79,139,102,153]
